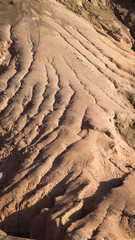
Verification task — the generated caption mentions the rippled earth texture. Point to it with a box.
[0,0,135,240]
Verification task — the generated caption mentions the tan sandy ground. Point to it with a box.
[0,0,135,239]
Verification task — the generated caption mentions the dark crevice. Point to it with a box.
[131,42,135,51]
[0,172,82,239]
[65,174,128,232]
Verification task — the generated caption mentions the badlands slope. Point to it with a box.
[0,0,135,239]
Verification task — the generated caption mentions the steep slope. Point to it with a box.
[58,0,135,48]
[0,0,135,239]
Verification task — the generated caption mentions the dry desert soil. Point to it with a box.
[0,0,135,240]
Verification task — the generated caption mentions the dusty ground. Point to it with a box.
[0,0,135,240]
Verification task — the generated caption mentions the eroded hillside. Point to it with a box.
[0,0,135,240]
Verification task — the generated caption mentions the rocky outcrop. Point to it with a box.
[58,0,135,48]
[112,0,135,42]
[0,0,135,240]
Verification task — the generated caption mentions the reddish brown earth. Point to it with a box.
[0,0,135,240]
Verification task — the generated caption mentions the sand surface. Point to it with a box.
[0,0,135,239]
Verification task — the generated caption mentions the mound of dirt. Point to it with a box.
[0,0,134,240]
